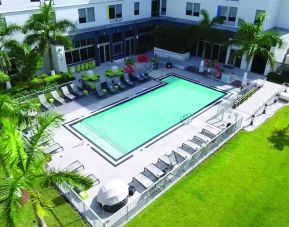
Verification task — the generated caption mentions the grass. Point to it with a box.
[127,106,289,227]
[0,186,88,227]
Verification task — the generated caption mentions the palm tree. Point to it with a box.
[0,99,93,226]
[0,15,21,74]
[228,13,284,72]
[23,0,75,73]
[5,40,42,81]
[192,9,225,59]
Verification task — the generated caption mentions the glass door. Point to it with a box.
[99,43,110,63]
[125,38,135,56]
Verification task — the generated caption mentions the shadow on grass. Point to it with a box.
[267,126,289,151]
[51,195,66,206]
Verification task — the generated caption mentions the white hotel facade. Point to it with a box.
[1,0,289,75]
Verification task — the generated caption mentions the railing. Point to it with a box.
[103,114,243,227]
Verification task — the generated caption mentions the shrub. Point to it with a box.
[267,71,289,84]
[84,63,89,70]
[80,64,85,71]
[75,65,80,73]
[68,67,73,74]
[91,74,100,81]
[82,74,90,81]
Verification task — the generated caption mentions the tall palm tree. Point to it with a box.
[229,13,284,72]
[0,99,92,226]
[23,0,75,73]
[192,9,225,59]
[0,15,21,74]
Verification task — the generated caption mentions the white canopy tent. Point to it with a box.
[97,179,129,212]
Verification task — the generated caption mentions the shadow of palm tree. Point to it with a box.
[267,126,289,151]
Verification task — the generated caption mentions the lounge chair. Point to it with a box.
[194,133,212,144]
[43,143,63,154]
[112,77,126,89]
[279,92,289,102]
[51,91,66,104]
[201,125,222,138]
[173,147,191,159]
[63,160,84,172]
[159,153,179,169]
[141,73,150,80]
[123,73,135,86]
[38,94,53,109]
[61,86,76,100]
[133,173,154,189]
[87,174,100,186]
[106,79,118,93]
[134,73,145,81]
[145,163,165,178]
[95,82,106,98]
[155,158,172,173]
[182,140,201,153]
[69,83,84,96]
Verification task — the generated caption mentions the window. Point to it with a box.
[161,0,167,15]
[217,6,238,25]
[109,4,122,21]
[78,7,95,24]
[193,3,200,17]
[186,2,200,17]
[255,10,265,24]
[134,2,139,15]
[65,39,95,65]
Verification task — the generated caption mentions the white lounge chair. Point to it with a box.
[63,160,84,172]
[194,133,212,144]
[279,92,289,102]
[51,90,66,104]
[145,164,165,178]
[38,94,53,109]
[133,173,154,189]
[43,143,63,154]
[61,86,76,100]
[202,125,222,138]
[182,140,201,152]
[173,147,191,159]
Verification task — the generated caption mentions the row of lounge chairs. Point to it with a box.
[38,83,83,109]
[95,73,150,98]
[131,123,223,190]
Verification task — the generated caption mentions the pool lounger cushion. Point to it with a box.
[202,125,222,137]
[43,143,63,154]
[133,173,154,189]
[279,92,289,101]
[38,94,53,109]
[61,86,76,100]
[173,147,191,159]
[194,133,212,143]
[51,91,66,104]
[183,140,201,151]
[145,163,165,178]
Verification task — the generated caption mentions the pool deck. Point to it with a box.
[49,66,284,220]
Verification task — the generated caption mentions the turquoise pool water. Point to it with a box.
[72,75,225,160]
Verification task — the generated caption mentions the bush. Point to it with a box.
[84,63,89,70]
[75,65,80,73]
[80,64,85,71]
[68,67,73,74]
[267,71,289,84]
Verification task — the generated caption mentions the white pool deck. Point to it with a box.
[49,66,284,220]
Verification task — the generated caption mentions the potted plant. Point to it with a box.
[150,55,159,70]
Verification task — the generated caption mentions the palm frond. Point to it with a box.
[0,71,9,83]
[39,170,93,191]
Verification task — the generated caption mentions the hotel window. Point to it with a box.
[65,39,95,65]
[186,2,200,17]
[109,4,122,21]
[134,2,139,15]
[217,6,238,25]
[161,0,167,15]
[255,10,265,24]
[78,7,95,24]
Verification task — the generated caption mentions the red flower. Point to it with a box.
[137,54,149,63]
[124,65,135,74]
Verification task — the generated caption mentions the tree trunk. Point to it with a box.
[48,47,54,73]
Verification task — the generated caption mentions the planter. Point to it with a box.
[154,47,190,61]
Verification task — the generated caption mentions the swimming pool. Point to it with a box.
[71,75,225,161]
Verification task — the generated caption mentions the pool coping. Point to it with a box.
[64,73,230,166]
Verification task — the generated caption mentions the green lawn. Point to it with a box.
[127,106,289,227]
[1,186,88,227]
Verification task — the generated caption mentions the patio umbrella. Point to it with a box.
[242,72,248,86]
[97,179,128,209]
